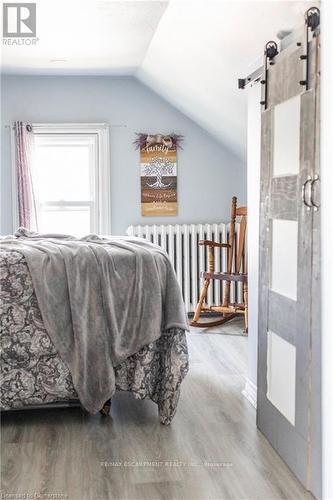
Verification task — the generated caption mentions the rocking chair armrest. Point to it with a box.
[198,240,231,248]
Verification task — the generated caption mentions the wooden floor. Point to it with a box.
[1,320,312,500]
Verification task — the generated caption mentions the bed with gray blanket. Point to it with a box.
[0,230,189,424]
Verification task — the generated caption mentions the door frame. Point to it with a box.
[321,2,333,498]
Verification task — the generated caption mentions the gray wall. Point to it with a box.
[0,75,246,235]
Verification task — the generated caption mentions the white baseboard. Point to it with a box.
[242,378,257,409]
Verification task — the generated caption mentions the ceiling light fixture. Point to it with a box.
[50,59,67,63]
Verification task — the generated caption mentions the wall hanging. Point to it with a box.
[134,133,183,216]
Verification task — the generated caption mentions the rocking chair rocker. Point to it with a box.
[191,197,248,332]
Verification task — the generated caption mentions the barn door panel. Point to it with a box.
[257,26,320,497]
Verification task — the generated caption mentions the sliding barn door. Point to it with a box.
[257,30,321,497]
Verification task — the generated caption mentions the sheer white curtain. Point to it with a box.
[14,121,38,230]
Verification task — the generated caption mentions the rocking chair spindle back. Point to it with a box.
[191,196,248,332]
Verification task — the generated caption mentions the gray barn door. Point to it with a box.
[257,31,321,497]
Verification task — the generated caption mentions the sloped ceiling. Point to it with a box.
[137,0,317,158]
[1,0,316,158]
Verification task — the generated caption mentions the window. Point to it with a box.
[29,124,110,235]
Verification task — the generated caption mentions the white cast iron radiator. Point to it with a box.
[126,223,242,313]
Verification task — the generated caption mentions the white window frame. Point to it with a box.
[12,123,111,234]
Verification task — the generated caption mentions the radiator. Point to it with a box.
[126,222,243,313]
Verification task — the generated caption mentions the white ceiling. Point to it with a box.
[1,0,317,158]
[137,0,318,157]
[1,0,169,75]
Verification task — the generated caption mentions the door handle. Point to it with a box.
[310,175,320,211]
[302,176,312,210]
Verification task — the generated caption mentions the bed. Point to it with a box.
[0,231,189,424]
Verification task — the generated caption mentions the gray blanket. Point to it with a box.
[0,229,188,414]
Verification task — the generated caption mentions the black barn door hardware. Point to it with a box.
[238,67,263,90]
[299,7,320,89]
[260,41,279,110]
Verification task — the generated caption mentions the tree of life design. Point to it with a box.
[144,157,174,189]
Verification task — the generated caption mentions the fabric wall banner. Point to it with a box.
[139,134,178,216]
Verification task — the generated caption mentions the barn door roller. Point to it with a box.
[299,7,320,90]
[260,41,279,110]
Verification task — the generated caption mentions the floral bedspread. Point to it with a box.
[0,250,189,424]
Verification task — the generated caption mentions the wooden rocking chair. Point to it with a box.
[191,196,248,332]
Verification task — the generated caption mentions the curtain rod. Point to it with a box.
[4,123,127,129]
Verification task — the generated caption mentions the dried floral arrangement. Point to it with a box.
[133,133,184,150]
